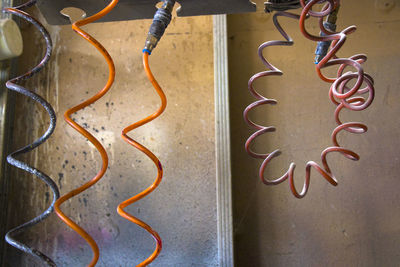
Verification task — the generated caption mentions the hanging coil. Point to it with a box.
[116,51,166,267]
[117,1,173,265]
[2,1,59,266]
[244,0,374,198]
[54,0,118,266]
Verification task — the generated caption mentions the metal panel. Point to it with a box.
[3,12,219,267]
[36,0,256,25]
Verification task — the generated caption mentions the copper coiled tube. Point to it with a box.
[54,0,118,266]
[244,0,375,198]
[116,52,165,266]
[3,1,59,265]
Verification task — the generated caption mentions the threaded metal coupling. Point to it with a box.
[144,0,175,53]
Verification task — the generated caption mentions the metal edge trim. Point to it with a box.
[213,14,234,267]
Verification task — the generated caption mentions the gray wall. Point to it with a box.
[229,1,400,266]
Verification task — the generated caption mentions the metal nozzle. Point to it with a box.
[143,0,175,53]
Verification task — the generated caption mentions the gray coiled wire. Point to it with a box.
[3,1,59,266]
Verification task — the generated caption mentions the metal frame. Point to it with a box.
[214,14,234,267]
[36,0,256,25]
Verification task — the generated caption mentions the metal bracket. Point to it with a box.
[36,0,257,25]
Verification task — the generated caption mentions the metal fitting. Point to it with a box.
[143,0,175,53]
[264,0,301,13]
[327,5,339,24]
[314,5,340,63]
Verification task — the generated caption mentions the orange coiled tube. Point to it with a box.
[54,0,118,266]
[244,0,375,198]
[117,52,166,266]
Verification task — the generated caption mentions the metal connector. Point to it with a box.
[144,34,160,53]
[314,5,340,64]
[264,0,301,13]
[143,0,175,54]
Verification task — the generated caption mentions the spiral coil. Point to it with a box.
[244,0,375,198]
[53,0,118,266]
[2,1,59,265]
[116,52,166,266]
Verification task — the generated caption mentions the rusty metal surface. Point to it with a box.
[4,9,217,266]
[228,0,400,266]
[36,0,256,25]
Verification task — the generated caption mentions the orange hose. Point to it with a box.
[54,1,118,266]
[117,52,166,266]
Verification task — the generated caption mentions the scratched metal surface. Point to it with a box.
[3,7,217,266]
[228,0,400,266]
[36,0,256,25]
[0,0,16,263]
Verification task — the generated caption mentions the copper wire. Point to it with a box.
[244,0,375,198]
[117,52,166,266]
[54,1,118,266]
[3,1,59,265]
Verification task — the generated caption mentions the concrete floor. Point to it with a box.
[4,7,217,267]
[228,1,400,266]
